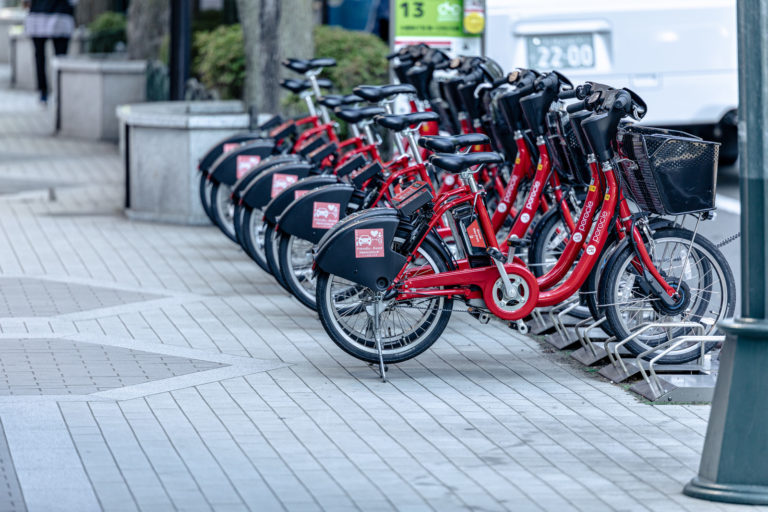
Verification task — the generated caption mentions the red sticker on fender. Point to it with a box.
[236,155,262,179]
[312,201,340,229]
[223,142,241,153]
[294,189,310,200]
[355,228,385,258]
[271,173,298,197]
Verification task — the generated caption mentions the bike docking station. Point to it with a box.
[582,320,721,402]
[528,298,602,350]
[526,311,724,403]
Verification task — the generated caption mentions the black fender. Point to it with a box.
[277,183,356,243]
[208,140,276,186]
[231,154,304,201]
[198,132,263,174]
[314,208,407,291]
[240,163,317,210]
[264,175,340,224]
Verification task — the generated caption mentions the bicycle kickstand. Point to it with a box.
[373,296,387,382]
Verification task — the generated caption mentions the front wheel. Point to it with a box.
[599,227,735,364]
[316,241,453,364]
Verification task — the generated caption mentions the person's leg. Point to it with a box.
[32,37,47,101]
[52,37,69,56]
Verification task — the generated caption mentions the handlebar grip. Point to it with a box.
[491,76,509,88]
[559,89,578,100]
[566,100,587,114]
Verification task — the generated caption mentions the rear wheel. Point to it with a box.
[232,202,247,245]
[599,227,735,364]
[211,182,238,243]
[264,223,289,289]
[279,232,317,310]
[316,240,453,364]
[240,206,270,273]
[199,172,215,224]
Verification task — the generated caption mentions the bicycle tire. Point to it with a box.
[199,172,215,224]
[278,231,318,310]
[240,206,271,273]
[599,227,735,364]
[264,223,290,290]
[210,181,238,243]
[316,237,453,364]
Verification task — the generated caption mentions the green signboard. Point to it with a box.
[394,0,480,38]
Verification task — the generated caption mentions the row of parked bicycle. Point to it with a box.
[195,44,734,377]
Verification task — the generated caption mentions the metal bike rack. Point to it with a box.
[630,334,723,402]
[528,308,554,335]
[571,316,614,366]
[543,299,583,350]
[597,321,705,383]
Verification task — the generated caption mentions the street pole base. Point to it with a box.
[684,477,768,505]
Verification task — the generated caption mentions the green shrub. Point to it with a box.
[192,24,389,104]
[313,25,389,95]
[88,12,126,53]
[193,24,245,100]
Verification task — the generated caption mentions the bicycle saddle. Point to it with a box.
[282,57,337,74]
[334,106,387,124]
[430,152,503,173]
[374,111,439,132]
[418,133,490,153]
[353,84,416,102]
[318,94,362,109]
[280,79,333,94]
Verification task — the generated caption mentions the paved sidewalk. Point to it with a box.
[0,70,759,512]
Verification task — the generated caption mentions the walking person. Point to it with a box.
[23,0,77,104]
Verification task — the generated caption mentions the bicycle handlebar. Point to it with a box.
[566,100,586,113]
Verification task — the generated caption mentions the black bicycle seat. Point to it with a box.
[309,57,337,69]
[334,106,387,124]
[430,152,503,173]
[280,79,333,94]
[375,111,439,132]
[353,84,417,102]
[318,94,362,109]
[282,57,337,74]
[418,133,490,153]
[282,58,310,74]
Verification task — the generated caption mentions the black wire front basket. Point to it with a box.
[617,125,720,215]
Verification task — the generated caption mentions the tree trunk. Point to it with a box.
[126,0,170,60]
[235,0,315,114]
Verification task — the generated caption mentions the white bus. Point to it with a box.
[484,0,738,162]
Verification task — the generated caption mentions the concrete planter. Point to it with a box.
[117,101,249,225]
[10,26,86,91]
[54,56,146,141]
[0,8,24,63]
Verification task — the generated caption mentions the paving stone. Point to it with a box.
[0,277,161,318]
[0,339,224,395]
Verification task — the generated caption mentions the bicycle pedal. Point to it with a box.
[486,247,506,263]
[506,237,531,248]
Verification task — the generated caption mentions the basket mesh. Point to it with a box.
[618,126,720,215]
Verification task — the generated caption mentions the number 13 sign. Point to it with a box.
[392,0,483,57]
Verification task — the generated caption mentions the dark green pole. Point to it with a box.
[683,0,768,504]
